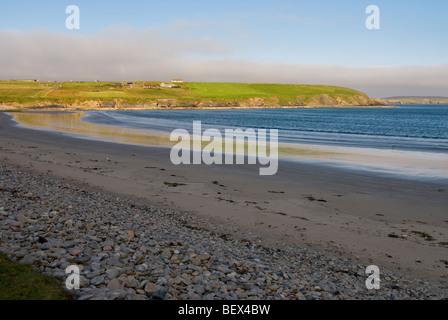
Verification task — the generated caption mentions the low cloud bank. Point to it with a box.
[1,29,447,97]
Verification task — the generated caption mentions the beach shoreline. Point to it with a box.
[0,104,397,113]
[1,111,448,295]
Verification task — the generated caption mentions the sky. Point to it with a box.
[0,0,447,97]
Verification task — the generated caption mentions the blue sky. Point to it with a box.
[1,0,447,66]
[0,0,447,96]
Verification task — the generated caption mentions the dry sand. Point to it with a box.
[1,112,447,287]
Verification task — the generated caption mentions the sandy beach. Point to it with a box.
[1,111,448,299]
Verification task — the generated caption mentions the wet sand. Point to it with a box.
[1,112,447,286]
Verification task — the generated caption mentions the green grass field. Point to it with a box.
[0,80,370,107]
[0,253,73,300]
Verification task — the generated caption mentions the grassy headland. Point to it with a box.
[0,80,385,110]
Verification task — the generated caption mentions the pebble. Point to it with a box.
[192,285,206,294]
[108,290,128,300]
[106,269,120,280]
[198,253,211,261]
[1,162,447,301]
[65,220,75,228]
[161,248,172,260]
[190,257,201,266]
[70,249,82,257]
[144,283,160,294]
[8,220,21,228]
[21,255,35,265]
[90,275,106,286]
[108,278,125,291]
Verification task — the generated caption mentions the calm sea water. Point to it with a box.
[82,105,448,153]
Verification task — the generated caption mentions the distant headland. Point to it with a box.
[382,96,448,105]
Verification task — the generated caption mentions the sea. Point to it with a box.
[77,105,448,181]
[82,105,448,154]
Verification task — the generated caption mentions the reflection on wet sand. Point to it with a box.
[11,112,174,147]
[9,111,331,157]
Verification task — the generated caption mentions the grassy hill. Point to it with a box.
[0,253,73,300]
[0,80,384,110]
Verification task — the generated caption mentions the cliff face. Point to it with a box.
[7,95,387,110]
[153,95,386,109]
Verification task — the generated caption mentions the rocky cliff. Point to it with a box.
[5,95,387,110]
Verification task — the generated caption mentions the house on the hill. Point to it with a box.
[171,79,184,83]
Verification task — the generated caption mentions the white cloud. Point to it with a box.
[0,28,447,97]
